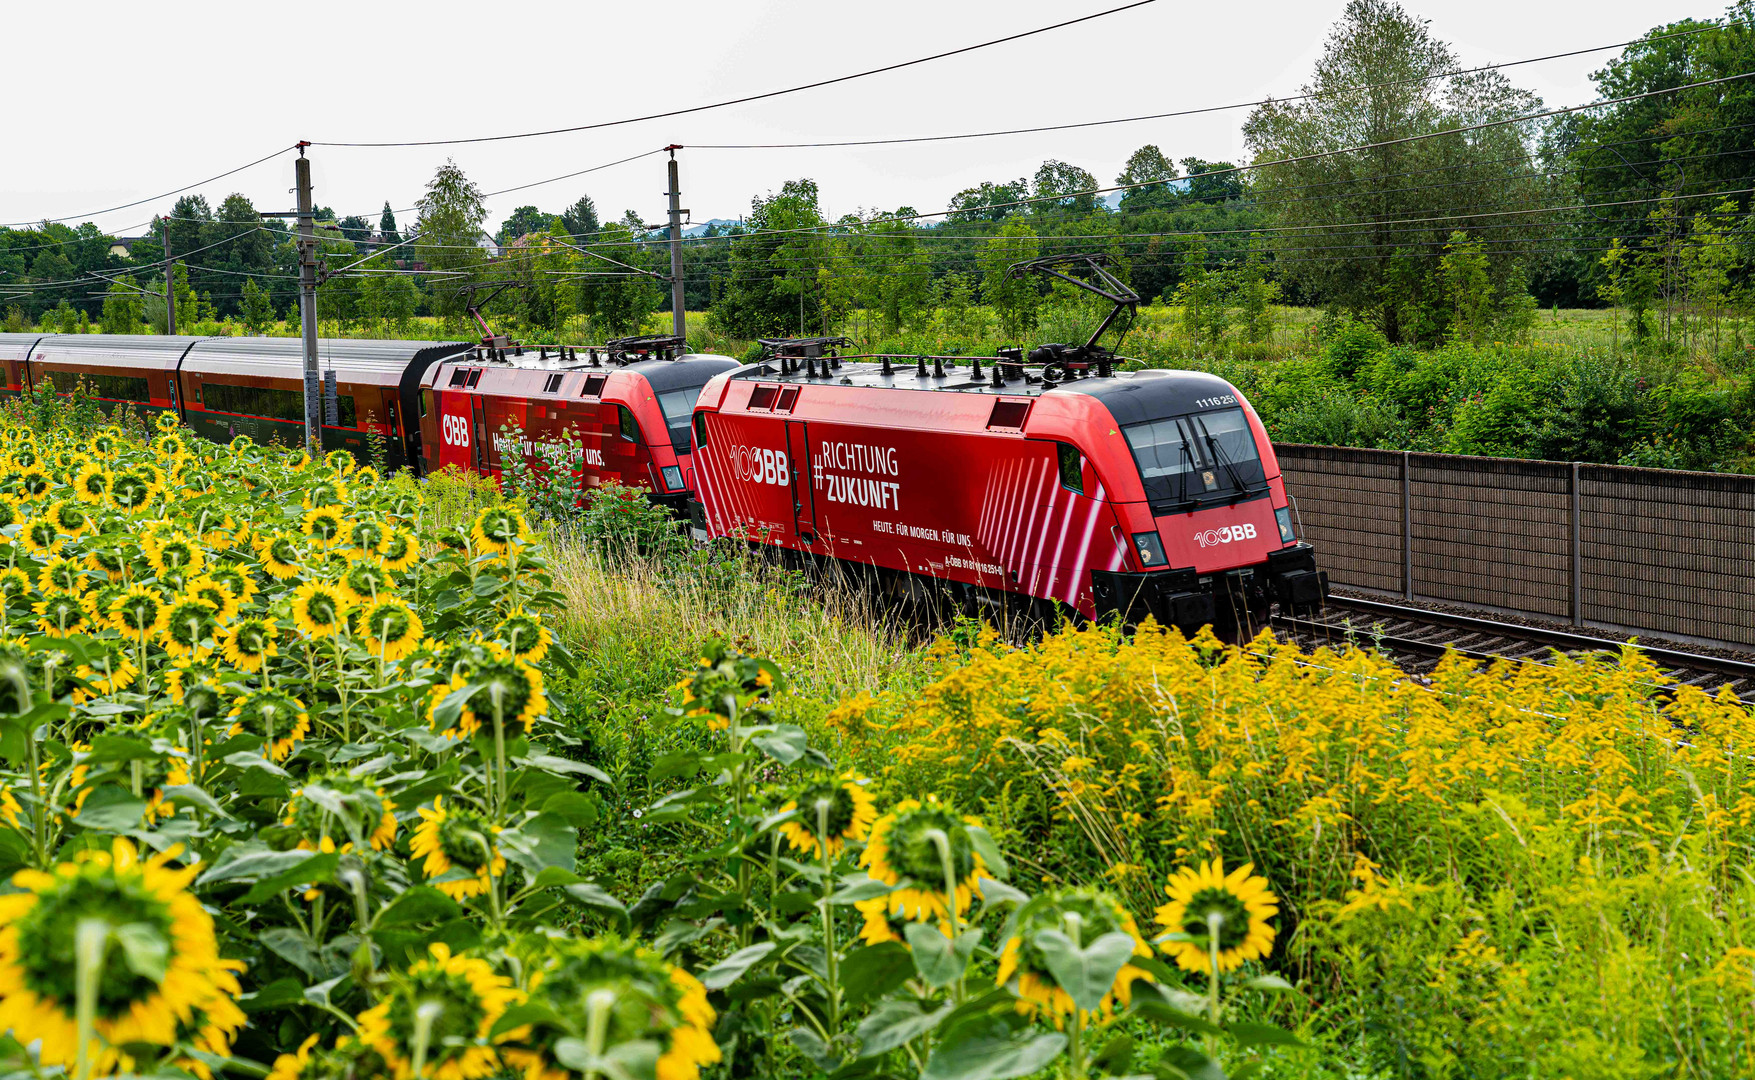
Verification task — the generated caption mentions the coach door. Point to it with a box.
[786,421,817,546]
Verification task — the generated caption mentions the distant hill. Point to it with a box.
[682,219,741,237]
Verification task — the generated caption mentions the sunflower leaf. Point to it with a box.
[964,825,1009,880]
[1244,973,1297,994]
[1225,1021,1307,1049]
[561,883,630,932]
[1030,930,1139,1014]
[240,852,338,904]
[499,813,576,877]
[839,941,914,1007]
[374,886,461,927]
[701,942,777,990]
[112,922,169,982]
[855,998,953,1058]
[430,682,484,728]
[906,924,981,988]
[749,724,810,765]
[827,875,893,905]
[1155,1046,1227,1080]
[921,1016,1066,1080]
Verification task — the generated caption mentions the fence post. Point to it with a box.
[1571,461,1582,626]
[1402,450,1414,601]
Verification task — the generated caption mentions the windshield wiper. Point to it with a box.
[1191,417,1267,503]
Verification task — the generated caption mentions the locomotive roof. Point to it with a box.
[732,360,1241,422]
[430,352,740,393]
[183,338,470,380]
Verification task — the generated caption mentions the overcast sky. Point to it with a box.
[2,0,1719,237]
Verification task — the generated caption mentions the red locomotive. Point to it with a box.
[418,335,739,508]
[687,258,1327,634]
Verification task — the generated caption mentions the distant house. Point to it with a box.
[109,236,145,258]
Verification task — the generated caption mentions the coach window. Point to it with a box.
[618,405,639,443]
[1057,443,1084,494]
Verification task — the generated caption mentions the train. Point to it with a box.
[0,255,1328,635]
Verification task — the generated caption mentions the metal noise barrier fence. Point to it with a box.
[1274,444,1755,651]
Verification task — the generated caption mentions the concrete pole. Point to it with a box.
[294,146,321,452]
[666,146,687,343]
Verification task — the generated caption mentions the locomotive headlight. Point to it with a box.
[1276,506,1296,544]
[661,466,684,491]
[1132,531,1167,567]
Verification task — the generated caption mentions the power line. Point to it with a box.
[309,2,1155,148]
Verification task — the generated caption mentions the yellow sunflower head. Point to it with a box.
[0,567,31,609]
[19,517,65,557]
[859,796,989,920]
[45,498,92,538]
[109,471,156,512]
[492,609,553,663]
[355,941,523,1080]
[357,598,424,662]
[409,797,507,901]
[779,774,877,860]
[996,887,1155,1028]
[379,527,419,573]
[302,477,350,512]
[72,462,113,505]
[300,507,348,548]
[162,595,220,660]
[284,773,398,852]
[290,581,350,638]
[257,532,304,580]
[144,533,205,579]
[220,616,280,673]
[36,556,87,595]
[468,505,531,554]
[322,449,357,477]
[0,838,241,1074]
[225,688,310,762]
[339,560,393,605]
[32,590,96,636]
[186,575,240,623]
[154,410,180,434]
[109,583,170,637]
[1154,858,1279,974]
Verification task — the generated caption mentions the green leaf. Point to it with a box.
[922,1017,1065,1080]
[648,752,702,784]
[839,942,913,1007]
[1131,993,1223,1037]
[159,784,232,818]
[827,875,893,905]
[499,813,576,877]
[517,753,611,783]
[374,886,461,927]
[561,883,630,932]
[431,682,483,728]
[974,876,1028,907]
[260,927,326,980]
[1093,1034,1134,1075]
[700,942,776,990]
[964,825,1009,880]
[790,1026,840,1072]
[1029,930,1137,1014]
[905,924,980,988]
[855,999,952,1059]
[84,734,161,763]
[1157,1046,1227,1080]
[530,866,584,888]
[112,922,169,982]
[1244,973,1297,994]
[540,791,600,827]
[238,977,306,1013]
[198,847,317,886]
[72,785,147,832]
[240,852,338,905]
[749,724,809,765]
[1225,1021,1307,1049]
[490,1000,566,1039]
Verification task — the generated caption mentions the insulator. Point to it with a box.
[540,347,548,361]
[971,357,982,379]
[933,357,945,378]
[881,356,893,375]
[990,364,1004,388]
[807,357,818,378]
[515,344,524,357]
[917,356,928,377]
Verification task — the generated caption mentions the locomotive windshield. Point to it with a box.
[656,386,706,452]
[1123,407,1267,511]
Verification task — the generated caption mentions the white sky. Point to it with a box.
[1,0,1719,237]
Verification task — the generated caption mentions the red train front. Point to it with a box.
[689,355,1327,636]
[419,339,739,508]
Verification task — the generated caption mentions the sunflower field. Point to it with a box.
[0,414,1297,1080]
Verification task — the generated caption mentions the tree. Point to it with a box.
[1117,146,1178,211]
[710,179,829,338]
[1179,160,1243,205]
[204,194,275,318]
[379,202,401,246]
[415,160,488,320]
[497,205,556,244]
[570,222,660,336]
[1031,160,1100,215]
[240,278,276,334]
[979,216,1042,338]
[100,277,143,335]
[947,179,1029,223]
[358,255,419,335]
[1440,231,1492,346]
[559,195,600,241]
[1242,0,1542,336]
[1234,241,1280,343]
[337,215,374,244]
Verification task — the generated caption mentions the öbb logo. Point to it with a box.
[1195,522,1257,548]
[441,414,470,447]
[729,445,790,486]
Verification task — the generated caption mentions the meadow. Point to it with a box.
[0,385,1752,1080]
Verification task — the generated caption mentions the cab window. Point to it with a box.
[618,405,638,443]
[1056,443,1084,493]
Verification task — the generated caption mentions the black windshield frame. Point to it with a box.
[1122,407,1268,513]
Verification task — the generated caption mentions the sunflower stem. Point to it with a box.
[410,999,444,1080]
[582,988,616,1080]
[1205,911,1223,1056]
[490,687,508,820]
[816,797,841,1034]
[927,828,965,1005]
[73,917,111,1080]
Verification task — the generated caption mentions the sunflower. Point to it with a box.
[18,468,52,499]
[186,575,240,623]
[73,652,139,703]
[226,689,310,762]
[162,595,220,660]
[468,505,531,554]
[165,660,228,716]
[344,517,388,558]
[88,429,121,457]
[779,774,877,860]
[45,498,92,539]
[266,1034,322,1080]
[156,433,188,460]
[257,532,304,580]
[339,560,392,605]
[354,465,381,485]
[492,609,552,663]
[290,580,350,638]
[144,533,205,578]
[0,567,28,611]
[507,938,720,1080]
[155,410,180,433]
[110,471,155,512]
[860,796,988,921]
[854,895,954,948]
[302,478,349,511]
[32,590,95,637]
[358,598,424,662]
[36,556,87,595]
[0,501,16,531]
[0,784,20,829]
[132,461,167,493]
[1154,858,1279,974]
[86,541,132,581]
[202,563,258,607]
[106,583,167,637]
[379,527,419,573]
[227,434,255,453]
[996,888,1155,1028]
[0,838,242,1074]
[301,506,348,548]
[355,941,523,1080]
[410,797,507,901]
[220,616,280,673]
[284,774,397,852]
[19,517,65,557]
[429,657,547,738]
[322,450,357,476]
[72,462,113,505]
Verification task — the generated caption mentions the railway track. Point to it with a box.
[1271,594,1755,700]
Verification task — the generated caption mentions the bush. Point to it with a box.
[1320,317,1388,379]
